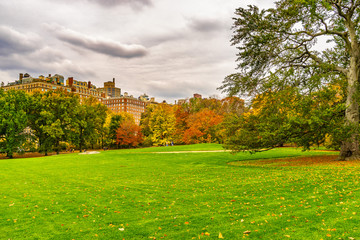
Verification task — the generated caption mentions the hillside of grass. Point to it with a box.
[2,144,360,239]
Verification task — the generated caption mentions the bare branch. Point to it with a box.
[304,45,348,75]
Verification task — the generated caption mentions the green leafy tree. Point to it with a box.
[40,90,78,154]
[28,91,53,155]
[140,104,157,146]
[71,96,108,152]
[0,90,30,158]
[223,86,345,152]
[89,97,108,149]
[220,1,360,160]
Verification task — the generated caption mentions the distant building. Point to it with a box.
[177,99,187,105]
[176,93,203,105]
[102,92,156,125]
[3,73,71,93]
[193,93,202,99]
[2,73,157,124]
[98,78,121,98]
[66,77,103,101]
[102,94,147,125]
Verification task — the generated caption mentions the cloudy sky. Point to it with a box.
[0,0,274,103]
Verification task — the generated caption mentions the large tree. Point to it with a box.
[220,0,360,160]
[141,103,176,146]
[0,90,30,158]
[116,119,143,148]
[40,90,78,154]
[182,109,224,144]
[71,96,108,152]
[28,91,53,156]
[108,112,134,148]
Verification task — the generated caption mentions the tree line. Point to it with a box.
[140,96,245,146]
[0,88,245,158]
[0,89,141,158]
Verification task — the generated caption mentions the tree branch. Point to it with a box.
[304,45,348,75]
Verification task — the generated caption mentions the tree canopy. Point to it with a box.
[0,90,30,158]
[220,0,360,160]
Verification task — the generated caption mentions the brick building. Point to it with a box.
[3,73,71,93]
[102,94,147,125]
[66,77,103,101]
[2,73,156,125]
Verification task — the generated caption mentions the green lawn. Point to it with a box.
[1,144,359,239]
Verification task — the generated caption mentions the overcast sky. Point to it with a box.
[0,0,274,103]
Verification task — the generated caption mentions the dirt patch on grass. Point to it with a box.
[79,151,100,155]
[154,150,231,154]
[0,152,64,160]
[228,155,360,167]
[0,151,93,160]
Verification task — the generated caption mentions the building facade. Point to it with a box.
[66,77,103,101]
[102,94,147,125]
[3,73,71,93]
[2,73,156,125]
[97,78,121,98]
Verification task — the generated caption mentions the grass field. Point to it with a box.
[1,144,360,239]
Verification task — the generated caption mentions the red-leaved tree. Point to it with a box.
[116,120,143,148]
[182,109,224,144]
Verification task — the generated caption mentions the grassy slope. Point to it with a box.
[1,145,359,239]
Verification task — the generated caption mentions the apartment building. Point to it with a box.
[3,73,71,93]
[102,93,150,125]
[2,73,156,125]
[66,77,103,101]
[97,78,121,98]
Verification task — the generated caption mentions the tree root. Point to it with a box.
[336,154,360,161]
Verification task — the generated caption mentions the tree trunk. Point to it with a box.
[56,140,60,155]
[79,130,83,153]
[339,53,360,160]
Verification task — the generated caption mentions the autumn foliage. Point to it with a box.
[182,109,224,144]
[116,119,143,148]
[140,96,245,146]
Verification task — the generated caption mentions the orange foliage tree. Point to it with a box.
[116,119,143,148]
[173,96,244,144]
[140,96,245,146]
[182,108,224,144]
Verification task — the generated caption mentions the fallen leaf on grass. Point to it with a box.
[243,230,251,234]
[219,232,224,238]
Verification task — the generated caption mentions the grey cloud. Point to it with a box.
[0,26,41,56]
[46,24,148,58]
[142,30,187,47]
[88,0,152,9]
[54,0,152,10]
[143,17,226,47]
[188,18,225,33]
